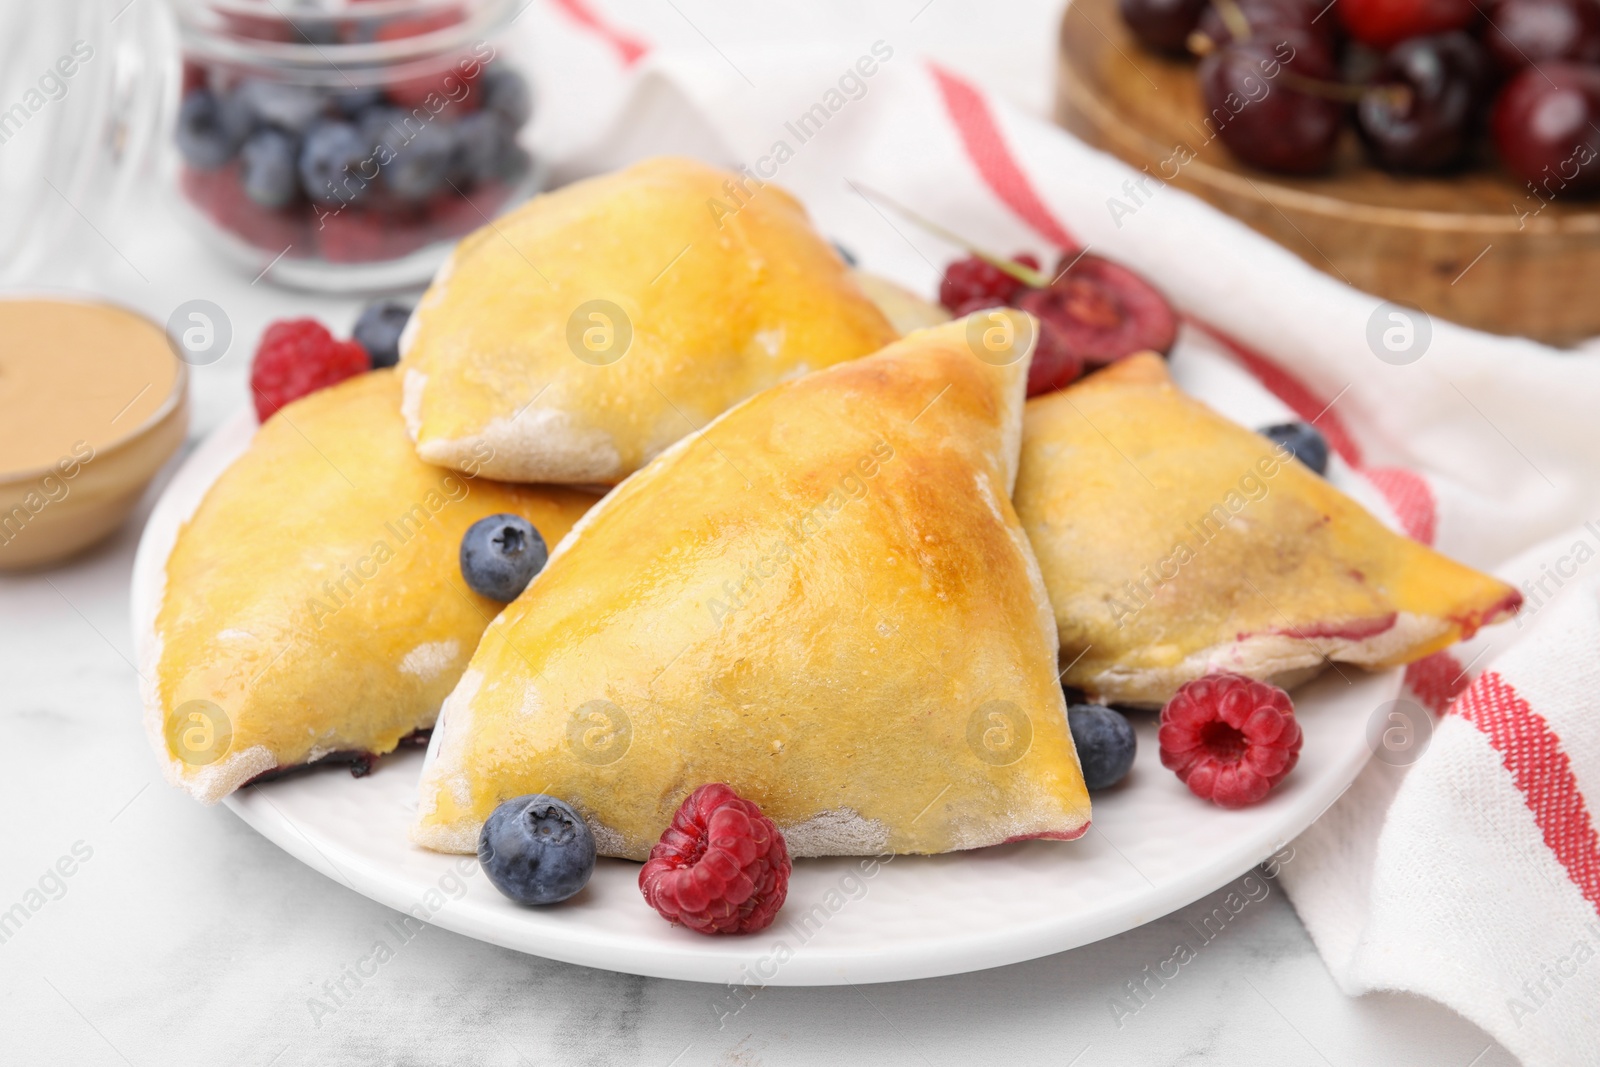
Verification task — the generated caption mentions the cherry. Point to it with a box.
[938,253,1039,312]
[1337,0,1477,49]
[1121,0,1210,54]
[1028,319,1089,394]
[1490,62,1600,195]
[1193,0,1335,59]
[1198,30,1346,174]
[1482,0,1600,71]
[1012,254,1177,394]
[1357,33,1490,171]
[953,286,1087,396]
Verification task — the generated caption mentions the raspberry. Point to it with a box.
[937,252,1038,312]
[424,187,492,243]
[182,161,309,253]
[372,8,465,42]
[179,163,232,216]
[315,208,392,264]
[1158,674,1302,808]
[376,11,479,110]
[215,191,308,254]
[219,12,299,42]
[250,319,370,422]
[639,783,790,936]
[181,61,208,95]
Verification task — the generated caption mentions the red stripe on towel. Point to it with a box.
[1363,466,1438,545]
[1185,318,1366,468]
[550,0,650,67]
[927,63,1442,546]
[927,63,1082,253]
[1453,671,1600,916]
[1404,651,1469,715]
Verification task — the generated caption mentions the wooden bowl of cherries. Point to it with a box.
[1056,0,1600,344]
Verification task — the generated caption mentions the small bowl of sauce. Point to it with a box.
[0,296,189,570]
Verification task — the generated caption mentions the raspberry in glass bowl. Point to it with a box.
[170,0,538,290]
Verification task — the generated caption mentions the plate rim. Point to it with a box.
[136,401,1395,986]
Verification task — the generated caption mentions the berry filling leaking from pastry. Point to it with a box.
[137,161,1533,945]
[1014,353,1521,706]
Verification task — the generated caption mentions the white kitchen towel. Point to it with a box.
[518,4,1600,1062]
[1284,532,1600,1066]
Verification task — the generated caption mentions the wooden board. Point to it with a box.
[1055,0,1600,345]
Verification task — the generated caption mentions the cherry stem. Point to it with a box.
[1278,68,1405,107]
[1184,0,1410,111]
[852,183,1054,289]
[1211,0,1253,41]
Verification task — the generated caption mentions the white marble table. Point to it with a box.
[0,2,1520,1061]
[0,549,1518,1067]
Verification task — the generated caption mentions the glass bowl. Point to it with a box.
[170,0,539,291]
[0,0,174,288]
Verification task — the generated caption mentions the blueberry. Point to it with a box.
[481,65,533,128]
[231,79,327,135]
[461,514,548,601]
[1067,704,1137,790]
[479,795,596,905]
[239,128,300,207]
[385,120,453,200]
[299,120,371,204]
[449,112,510,185]
[359,106,409,157]
[499,143,534,183]
[332,86,385,118]
[353,298,414,369]
[215,87,258,145]
[1260,421,1330,476]
[175,89,240,169]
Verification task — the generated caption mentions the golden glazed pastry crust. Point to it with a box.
[850,270,952,335]
[413,312,1091,858]
[400,156,899,484]
[1015,354,1521,705]
[142,370,596,803]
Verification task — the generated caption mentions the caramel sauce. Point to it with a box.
[0,298,178,476]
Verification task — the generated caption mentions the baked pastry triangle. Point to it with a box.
[412,311,1091,858]
[142,370,597,803]
[399,156,899,484]
[851,270,951,335]
[1015,354,1521,705]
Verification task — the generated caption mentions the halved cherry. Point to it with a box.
[953,294,1086,395]
[938,252,1040,311]
[1027,318,1088,395]
[1012,254,1177,393]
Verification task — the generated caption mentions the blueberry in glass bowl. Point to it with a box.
[170,0,541,291]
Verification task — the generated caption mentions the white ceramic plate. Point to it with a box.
[132,405,1398,987]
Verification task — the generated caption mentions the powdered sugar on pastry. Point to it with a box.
[400,640,460,681]
[1080,611,1453,706]
[414,405,623,484]
[781,810,890,858]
